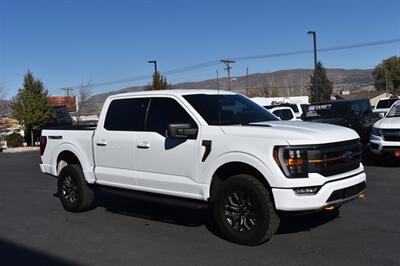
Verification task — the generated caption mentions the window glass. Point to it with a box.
[358,100,371,115]
[183,94,278,125]
[376,99,398,109]
[104,98,149,131]
[146,98,196,136]
[280,109,294,120]
[272,110,281,119]
[386,101,400,117]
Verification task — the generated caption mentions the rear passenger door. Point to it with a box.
[134,97,201,197]
[94,98,148,187]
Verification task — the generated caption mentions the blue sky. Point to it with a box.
[0,0,399,97]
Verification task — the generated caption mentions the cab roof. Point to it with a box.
[109,89,237,99]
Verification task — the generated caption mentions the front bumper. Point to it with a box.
[272,171,366,211]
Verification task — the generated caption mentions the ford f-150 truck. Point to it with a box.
[40,90,366,245]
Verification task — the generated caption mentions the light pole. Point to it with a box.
[307,31,319,102]
[148,60,158,75]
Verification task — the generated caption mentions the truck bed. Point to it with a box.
[40,127,96,180]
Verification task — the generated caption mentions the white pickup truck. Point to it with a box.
[40,90,366,245]
[370,100,400,157]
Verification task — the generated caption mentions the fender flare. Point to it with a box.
[203,152,274,197]
[52,142,95,183]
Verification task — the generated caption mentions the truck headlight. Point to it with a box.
[274,146,308,178]
[371,127,383,137]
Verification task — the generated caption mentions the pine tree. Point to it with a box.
[308,62,333,102]
[10,71,53,146]
[145,71,169,90]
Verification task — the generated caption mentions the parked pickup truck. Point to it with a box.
[370,100,400,157]
[40,90,366,245]
[302,99,376,143]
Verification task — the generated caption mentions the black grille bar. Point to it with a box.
[326,181,366,203]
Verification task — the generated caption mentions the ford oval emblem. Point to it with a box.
[342,151,353,161]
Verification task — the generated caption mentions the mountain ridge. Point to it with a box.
[84,68,374,112]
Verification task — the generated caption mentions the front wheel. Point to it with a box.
[57,164,95,212]
[212,174,279,245]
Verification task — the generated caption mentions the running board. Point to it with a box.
[97,186,209,210]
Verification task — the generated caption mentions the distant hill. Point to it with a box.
[83,68,374,112]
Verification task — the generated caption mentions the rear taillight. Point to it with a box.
[40,136,47,156]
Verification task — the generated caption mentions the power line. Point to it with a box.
[231,38,400,61]
[61,38,400,90]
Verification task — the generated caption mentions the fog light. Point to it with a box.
[293,186,320,195]
[395,150,400,158]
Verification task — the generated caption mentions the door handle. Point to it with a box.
[96,140,107,146]
[137,141,150,149]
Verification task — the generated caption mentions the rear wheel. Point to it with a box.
[212,174,279,245]
[58,164,95,212]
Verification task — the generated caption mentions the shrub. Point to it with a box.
[6,133,24,148]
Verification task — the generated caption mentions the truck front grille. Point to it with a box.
[306,139,362,177]
[382,129,400,142]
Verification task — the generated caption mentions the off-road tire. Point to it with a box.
[58,164,95,212]
[212,174,279,245]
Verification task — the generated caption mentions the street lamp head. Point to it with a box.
[148,60,156,64]
[307,31,315,35]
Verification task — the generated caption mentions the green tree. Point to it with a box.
[145,71,169,90]
[307,61,333,102]
[373,56,400,94]
[11,71,53,146]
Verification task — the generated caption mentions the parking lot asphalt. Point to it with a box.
[0,151,399,266]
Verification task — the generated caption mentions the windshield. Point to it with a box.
[303,102,349,119]
[183,94,278,125]
[386,101,400,117]
[376,99,398,109]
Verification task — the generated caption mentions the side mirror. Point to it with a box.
[378,113,385,119]
[167,123,198,139]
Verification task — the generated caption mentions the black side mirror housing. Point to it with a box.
[167,123,198,139]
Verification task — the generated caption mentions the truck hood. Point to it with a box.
[374,117,400,129]
[221,121,359,145]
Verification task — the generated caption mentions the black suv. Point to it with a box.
[302,99,375,143]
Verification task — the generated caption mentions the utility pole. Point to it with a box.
[61,88,74,97]
[307,31,319,102]
[220,59,235,90]
[216,70,220,92]
[385,67,388,93]
[246,67,249,96]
